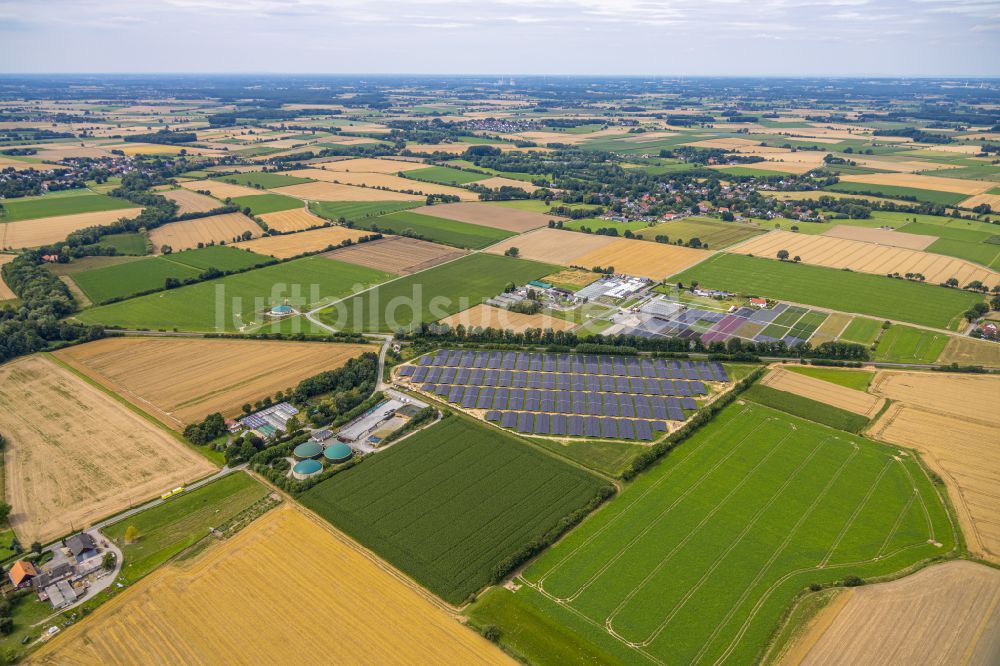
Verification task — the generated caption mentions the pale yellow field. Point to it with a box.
[959,193,1000,210]
[0,157,67,172]
[806,312,853,345]
[324,236,466,274]
[272,181,423,202]
[486,227,617,264]
[54,337,371,429]
[307,157,430,173]
[150,212,263,252]
[761,367,884,417]
[0,355,215,545]
[258,207,325,232]
[32,504,512,666]
[839,172,993,195]
[411,202,556,233]
[440,304,577,333]
[475,176,542,192]
[234,225,369,258]
[788,561,1000,666]
[684,137,763,150]
[851,157,962,173]
[822,225,936,250]
[286,168,477,200]
[869,371,1000,562]
[179,179,262,199]
[542,268,600,289]
[712,161,816,176]
[0,208,143,249]
[161,188,221,214]
[730,230,999,289]
[0,254,16,300]
[938,335,1000,367]
[574,238,708,280]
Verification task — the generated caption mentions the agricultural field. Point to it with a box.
[742,384,872,433]
[487,228,619,264]
[0,192,135,222]
[937,335,1000,367]
[233,225,370,258]
[0,355,215,545]
[307,200,420,225]
[34,505,511,665]
[256,207,327,232]
[804,312,853,345]
[75,256,392,332]
[824,182,968,206]
[300,416,607,604]
[367,210,514,249]
[319,253,558,333]
[822,225,935,250]
[287,168,477,200]
[838,317,883,345]
[179,179,263,199]
[86,231,147,255]
[149,212,263,252]
[669,253,984,330]
[229,193,302,215]
[274,180,424,202]
[323,236,466,274]
[760,367,882,417]
[0,253,16,300]
[54,337,371,429]
[306,157,431,173]
[789,561,1000,666]
[868,371,1000,562]
[409,201,557,233]
[161,189,221,214]
[214,171,314,188]
[439,304,577,333]
[784,365,875,392]
[0,208,143,249]
[873,324,949,364]
[405,165,488,185]
[638,217,768,249]
[471,401,953,665]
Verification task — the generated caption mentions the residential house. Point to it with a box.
[7,560,37,590]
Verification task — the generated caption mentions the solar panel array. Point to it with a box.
[401,350,728,441]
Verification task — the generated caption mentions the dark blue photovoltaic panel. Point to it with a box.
[556,355,570,373]
[460,351,474,367]
[587,395,602,416]
[426,367,441,382]
[512,373,527,388]
[660,379,675,396]
[515,353,530,371]
[619,394,635,417]
[691,381,706,395]
[399,365,415,377]
[552,414,567,435]
[525,373,540,389]
[627,361,641,377]
[600,418,617,439]
[681,397,697,410]
[474,352,489,368]
[542,374,556,389]
[713,363,729,382]
[493,388,509,410]
[616,377,630,393]
[533,413,550,434]
[667,406,684,421]
[483,370,498,386]
[432,351,448,365]
[508,391,524,411]
[447,386,463,403]
[584,376,599,392]
[603,395,619,416]
[498,370,512,387]
[613,359,627,376]
[486,410,500,421]
[446,351,462,366]
[652,420,668,431]
[584,416,601,437]
[618,419,635,440]
[436,384,450,397]
[668,362,683,379]
[568,415,584,436]
[412,366,427,382]
[529,355,543,371]
[440,367,457,383]
[645,379,661,395]
[488,352,502,368]
[525,397,540,411]
[600,375,616,392]
[676,382,692,397]
[476,388,494,409]
[652,403,667,419]
[517,411,533,432]
[600,359,613,375]
[541,397,555,412]
[684,362,699,380]
[501,411,518,427]
[543,356,557,372]
[634,396,652,419]
[629,377,644,393]
[634,420,652,440]
[421,383,435,393]
[461,387,478,408]
[501,353,516,369]
[642,360,656,377]
[418,355,433,366]
[455,368,470,384]
[469,369,484,385]
[570,375,584,391]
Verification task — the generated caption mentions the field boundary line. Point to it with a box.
[876,487,918,559]
[819,457,894,567]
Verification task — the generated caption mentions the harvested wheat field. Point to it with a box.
[53,337,371,429]
[150,213,263,252]
[486,228,617,264]
[0,355,214,545]
[0,254,16,300]
[0,157,66,172]
[475,176,542,192]
[323,236,466,274]
[179,179,262,200]
[439,304,577,333]
[258,207,325,232]
[0,208,142,249]
[411,202,558,233]
[575,238,708,280]
[32,504,511,666]
[161,188,221,214]
[822,225,936,250]
[301,158,429,173]
[938,335,1000,367]
[542,268,600,289]
[839,173,993,196]
[233,225,368,258]
[730,230,999,289]
[869,371,1000,562]
[959,193,1000,211]
[272,181,423,202]
[287,169,477,200]
[787,561,1000,666]
[761,367,884,417]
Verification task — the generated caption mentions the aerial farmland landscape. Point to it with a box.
[0,1,999,664]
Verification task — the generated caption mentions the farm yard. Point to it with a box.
[233,225,370,258]
[53,337,371,429]
[439,303,577,333]
[0,355,215,545]
[149,212,263,252]
[474,401,954,665]
[0,208,143,249]
[33,505,511,665]
[300,416,608,604]
[323,235,467,274]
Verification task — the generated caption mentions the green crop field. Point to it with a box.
[919,165,1000,182]
[469,401,955,665]
[167,245,272,271]
[308,200,420,224]
[87,232,147,255]
[213,172,313,188]
[873,324,949,364]
[893,222,1000,269]
[405,165,487,185]
[76,256,392,331]
[0,192,135,222]
[670,254,983,330]
[563,218,654,233]
[784,365,875,391]
[823,182,967,206]
[366,210,514,249]
[716,165,797,177]
[300,416,607,604]
[839,317,883,345]
[636,217,767,249]
[230,193,302,215]
[104,473,268,584]
[743,383,870,433]
[320,253,558,332]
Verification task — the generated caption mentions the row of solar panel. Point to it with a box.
[415,350,728,382]
[403,366,707,396]
[485,411,665,440]
[425,384,694,420]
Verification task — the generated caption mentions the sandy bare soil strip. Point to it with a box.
[149,212,263,252]
[258,207,325,233]
[287,168,477,200]
[412,202,559,233]
[486,227,617,264]
[474,176,542,192]
[0,208,142,250]
[761,367,884,417]
[0,356,215,545]
[233,225,369,258]
[574,238,708,280]
[938,335,1000,368]
[869,371,1000,562]
[822,225,936,250]
[730,230,999,288]
[179,179,262,199]
[323,236,466,274]
[54,337,371,429]
[273,181,423,202]
[0,254,16,299]
[32,504,511,666]
[161,188,221,214]
[839,172,993,195]
[439,304,576,333]
[790,561,1000,666]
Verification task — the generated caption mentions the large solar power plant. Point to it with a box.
[397,350,729,441]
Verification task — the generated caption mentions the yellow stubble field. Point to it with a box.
[161,188,221,214]
[574,238,709,280]
[838,172,993,195]
[272,181,423,202]
[486,227,617,264]
[440,304,577,333]
[286,168,477,201]
[0,254,16,299]
[233,225,369,258]
[760,367,884,417]
[149,212,263,252]
[0,209,142,250]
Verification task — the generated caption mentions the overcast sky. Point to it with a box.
[1,0,998,77]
